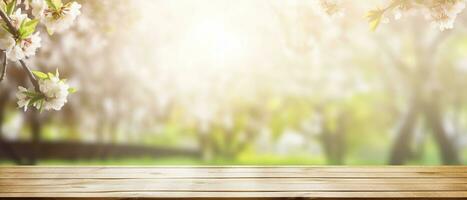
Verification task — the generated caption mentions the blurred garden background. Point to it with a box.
[1,0,467,165]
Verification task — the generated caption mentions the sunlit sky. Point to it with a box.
[103,0,466,118]
[132,1,301,105]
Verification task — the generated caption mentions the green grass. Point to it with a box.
[36,157,204,165]
[0,155,326,166]
[1,146,465,165]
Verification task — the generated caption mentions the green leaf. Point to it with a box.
[0,2,6,12]
[68,88,77,94]
[29,95,43,106]
[366,9,384,31]
[55,0,63,8]
[32,70,48,79]
[18,22,28,38]
[18,19,39,39]
[48,72,55,79]
[45,0,62,11]
[24,90,38,97]
[45,0,55,9]
[19,28,34,39]
[6,0,16,16]
[39,99,44,113]
[24,19,39,30]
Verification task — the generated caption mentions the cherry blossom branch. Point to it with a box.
[19,60,40,91]
[0,7,17,36]
[0,8,40,92]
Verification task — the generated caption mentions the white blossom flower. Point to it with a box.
[38,74,70,111]
[8,1,79,112]
[448,0,466,16]
[15,72,72,112]
[0,8,42,61]
[427,0,466,31]
[9,9,27,29]
[369,0,466,31]
[31,0,47,19]
[5,32,42,61]
[392,0,416,20]
[317,0,344,18]
[43,2,81,34]
[16,86,31,111]
[394,10,402,20]
[22,32,42,56]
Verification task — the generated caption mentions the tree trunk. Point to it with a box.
[320,130,332,164]
[26,110,41,165]
[389,96,420,165]
[95,116,107,160]
[333,113,346,165]
[199,133,213,161]
[320,113,346,165]
[424,95,460,164]
[0,93,23,164]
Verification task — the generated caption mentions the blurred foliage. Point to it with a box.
[1,0,467,165]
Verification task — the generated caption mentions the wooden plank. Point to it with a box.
[4,172,467,178]
[1,182,467,192]
[2,167,467,178]
[2,166,467,172]
[2,191,467,198]
[1,167,466,198]
[3,178,467,185]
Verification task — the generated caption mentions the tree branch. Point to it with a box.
[19,60,40,91]
[0,8,18,37]
[0,50,6,82]
[0,7,40,92]
[377,37,411,76]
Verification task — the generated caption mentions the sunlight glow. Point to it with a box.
[184,19,249,68]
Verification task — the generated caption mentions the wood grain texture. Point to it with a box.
[0,166,466,198]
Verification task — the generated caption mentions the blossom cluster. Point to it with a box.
[0,0,80,111]
[316,0,344,18]
[17,70,75,111]
[427,0,466,30]
[368,0,466,31]
[31,0,81,34]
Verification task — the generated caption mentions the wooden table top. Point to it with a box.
[1,166,467,199]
